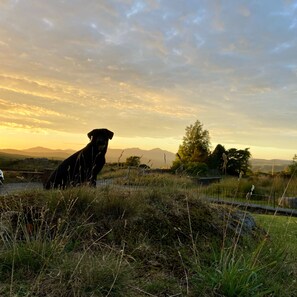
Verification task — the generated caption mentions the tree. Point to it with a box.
[171,120,210,176]
[288,154,297,176]
[185,162,208,176]
[177,120,211,163]
[207,144,226,172]
[126,156,141,167]
[226,148,251,176]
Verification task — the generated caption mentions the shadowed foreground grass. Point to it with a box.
[0,184,295,296]
[255,214,297,287]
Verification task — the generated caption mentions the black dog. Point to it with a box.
[44,129,114,189]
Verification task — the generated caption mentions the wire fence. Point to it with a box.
[197,185,297,211]
[207,190,278,208]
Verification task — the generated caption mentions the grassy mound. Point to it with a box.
[0,186,293,296]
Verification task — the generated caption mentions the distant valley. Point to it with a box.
[0,147,291,171]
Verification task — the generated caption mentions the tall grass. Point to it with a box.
[0,172,296,296]
[0,187,135,296]
[199,175,297,210]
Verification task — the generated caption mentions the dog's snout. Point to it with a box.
[97,138,107,145]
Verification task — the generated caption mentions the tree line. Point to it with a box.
[171,120,251,177]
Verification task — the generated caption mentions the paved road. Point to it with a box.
[0,182,43,196]
[207,197,297,217]
[0,179,113,196]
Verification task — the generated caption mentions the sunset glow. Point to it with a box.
[1,1,297,160]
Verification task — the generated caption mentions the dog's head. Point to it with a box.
[87,129,114,150]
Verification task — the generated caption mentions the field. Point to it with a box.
[0,169,296,296]
[255,214,297,275]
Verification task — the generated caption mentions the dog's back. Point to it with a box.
[44,150,82,189]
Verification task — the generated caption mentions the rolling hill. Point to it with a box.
[0,147,75,159]
[0,147,176,168]
[106,147,176,168]
[251,158,291,173]
[0,147,291,171]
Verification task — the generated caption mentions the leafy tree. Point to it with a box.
[226,148,251,176]
[126,156,141,167]
[171,120,252,177]
[288,154,297,176]
[207,144,226,172]
[177,120,211,163]
[172,120,210,176]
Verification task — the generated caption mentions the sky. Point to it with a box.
[0,0,297,160]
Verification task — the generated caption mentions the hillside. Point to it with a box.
[251,158,291,173]
[0,147,176,168]
[0,176,294,296]
[106,147,175,168]
[0,147,291,171]
[0,148,75,160]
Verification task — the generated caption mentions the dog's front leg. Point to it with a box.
[89,157,106,187]
[88,165,98,187]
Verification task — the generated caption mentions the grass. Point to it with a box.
[0,172,296,296]
[100,168,297,208]
[191,248,279,296]
[99,166,195,188]
[255,214,297,277]
[194,175,297,210]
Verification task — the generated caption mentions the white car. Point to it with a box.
[0,169,4,185]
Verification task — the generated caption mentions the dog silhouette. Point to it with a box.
[44,129,113,189]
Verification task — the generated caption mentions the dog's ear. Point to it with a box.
[87,129,96,140]
[87,129,114,140]
[105,129,114,140]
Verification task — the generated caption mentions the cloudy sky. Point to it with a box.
[0,0,297,159]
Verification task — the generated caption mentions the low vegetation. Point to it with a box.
[1,119,296,296]
[98,167,297,208]
[203,174,297,201]
[0,173,296,296]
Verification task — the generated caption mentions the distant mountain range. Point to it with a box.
[105,147,175,168]
[0,147,291,171]
[0,147,176,168]
[0,147,75,159]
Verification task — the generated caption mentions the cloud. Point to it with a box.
[271,42,293,53]
[0,0,297,157]
[0,71,196,138]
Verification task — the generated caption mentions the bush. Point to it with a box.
[185,162,208,176]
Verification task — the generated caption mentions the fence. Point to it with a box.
[207,189,278,208]
[197,183,297,215]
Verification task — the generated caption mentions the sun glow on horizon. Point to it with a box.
[0,125,295,161]
[0,1,296,161]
